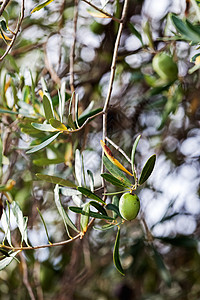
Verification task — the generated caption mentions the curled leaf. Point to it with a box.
[101,140,133,176]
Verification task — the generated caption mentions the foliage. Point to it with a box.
[0,0,200,299]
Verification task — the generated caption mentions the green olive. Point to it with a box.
[119,193,140,221]
[152,52,178,82]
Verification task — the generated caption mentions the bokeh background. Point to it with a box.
[0,0,200,299]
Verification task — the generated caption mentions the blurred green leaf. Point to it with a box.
[67,114,76,129]
[31,123,58,132]
[80,202,90,233]
[75,149,82,186]
[139,154,156,185]
[49,118,68,131]
[152,246,171,287]
[33,157,64,166]
[54,185,79,235]
[0,108,18,115]
[103,156,132,188]
[157,236,198,248]
[69,206,114,220]
[1,209,12,247]
[94,222,122,231]
[171,14,200,43]
[113,228,124,276]
[37,208,52,244]
[0,136,2,168]
[78,108,102,126]
[58,81,66,122]
[77,187,105,204]
[129,23,144,45]
[0,251,21,270]
[26,132,61,154]
[87,170,94,192]
[75,93,79,128]
[11,202,29,246]
[43,95,54,122]
[31,0,55,13]
[36,174,77,188]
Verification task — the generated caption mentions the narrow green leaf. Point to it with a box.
[101,173,130,188]
[131,134,141,174]
[75,149,82,186]
[87,170,94,192]
[69,206,114,220]
[94,222,122,231]
[80,202,90,233]
[79,101,94,118]
[31,0,54,13]
[11,202,29,246]
[104,190,129,196]
[103,156,132,188]
[89,201,108,216]
[33,157,64,166]
[1,209,12,247]
[67,114,76,130]
[54,185,79,235]
[36,174,77,188]
[49,118,68,131]
[0,20,9,34]
[68,92,74,115]
[78,108,102,126]
[0,108,18,115]
[106,203,122,218]
[157,235,198,248]
[61,187,82,197]
[0,136,3,168]
[113,228,124,276]
[152,246,171,287]
[43,95,54,122]
[0,251,21,270]
[37,208,52,244]
[0,27,9,45]
[77,187,105,204]
[129,23,144,45]
[26,132,60,154]
[139,154,156,185]
[171,14,200,43]
[112,196,120,219]
[31,122,58,132]
[75,93,79,128]
[58,81,66,122]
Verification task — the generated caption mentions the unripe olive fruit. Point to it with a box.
[152,52,178,82]
[119,193,140,221]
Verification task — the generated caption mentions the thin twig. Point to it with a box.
[70,0,79,119]
[0,233,82,251]
[63,109,104,134]
[101,0,130,188]
[103,0,129,114]
[106,137,131,163]
[19,251,36,300]
[82,0,121,24]
[44,42,61,86]
[0,0,25,61]
[0,0,11,17]
[141,216,154,243]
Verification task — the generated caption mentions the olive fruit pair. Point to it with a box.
[119,193,140,221]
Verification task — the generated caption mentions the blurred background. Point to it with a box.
[0,0,200,299]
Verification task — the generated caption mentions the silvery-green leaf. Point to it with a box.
[75,149,82,186]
